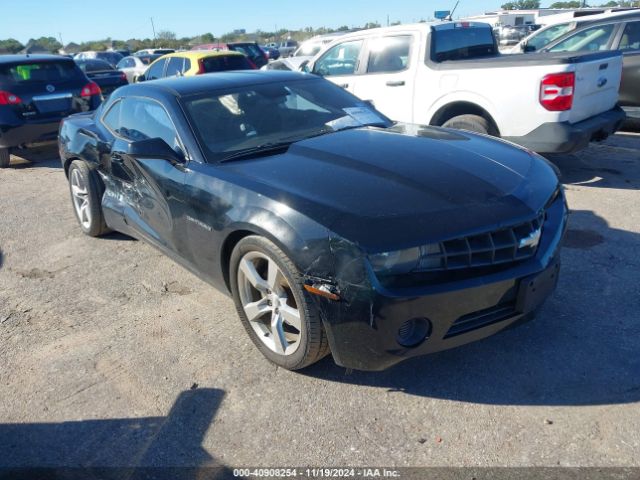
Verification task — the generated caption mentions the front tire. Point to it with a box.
[230,235,330,370]
[442,114,495,136]
[0,148,10,168]
[68,160,110,237]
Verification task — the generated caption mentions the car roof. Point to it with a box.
[156,50,246,61]
[0,54,72,64]
[547,8,640,26]
[119,70,314,97]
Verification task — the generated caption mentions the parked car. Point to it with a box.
[261,45,281,60]
[278,40,299,57]
[304,21,625,153]
[116,54,162,83]
[58,71,567,371]
[190,42,268,68]
[74,51,123,69]
[134,48,175,56]
[0,55,102,167]
[497,25,532,46]
[139,51,254,81]
[513,10,640,118]
[75,59,128,96]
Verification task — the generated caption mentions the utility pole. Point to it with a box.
[150,17,157,45]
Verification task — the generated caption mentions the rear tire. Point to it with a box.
[68,160,110,237]
[442,114,495,136]
[230,235,330,370]
[0,148,10,168]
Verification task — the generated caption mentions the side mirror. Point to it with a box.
[522,42,535,53]
[136,75,146,83]
[299,60,310,73]
[127,137,184,164]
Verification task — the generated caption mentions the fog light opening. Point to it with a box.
[396,317,432,348]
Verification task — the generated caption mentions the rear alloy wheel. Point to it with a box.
[68,160,110,237]
[230,235,330,370]
[442,114,495,136]
[0,148,10,168]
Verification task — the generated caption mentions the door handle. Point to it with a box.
[386,80,405,87]
[338,83,349,89]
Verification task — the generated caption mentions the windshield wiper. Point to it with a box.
[219,141,294,163]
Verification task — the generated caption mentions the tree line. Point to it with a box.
[501,0,638,8]
[0,23,380,55]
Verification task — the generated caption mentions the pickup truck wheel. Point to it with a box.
[230,235,331,370]
[442,114,494,136]
[0,148,10,168]
[68,160,110,237]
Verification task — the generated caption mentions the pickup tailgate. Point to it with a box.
[568,51,623,124]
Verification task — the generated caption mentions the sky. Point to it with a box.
[3,0,542,44]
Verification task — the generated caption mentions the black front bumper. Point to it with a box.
[319,193,568,371]
[503,106,626,154]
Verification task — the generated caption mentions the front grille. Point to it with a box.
[444,302,517,338]
[416,212,545,272]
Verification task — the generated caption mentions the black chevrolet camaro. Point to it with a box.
[58,71,567,371]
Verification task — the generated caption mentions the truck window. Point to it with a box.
[431,26,496,62]
[619,21,640,51]
[314,40,363,77]
[548,23,616,52]
[367,36,411,73]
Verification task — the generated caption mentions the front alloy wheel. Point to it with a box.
[230,235,330,370]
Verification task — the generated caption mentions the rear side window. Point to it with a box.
[431,26,497,62]
[230,44,262,59]
[548,23,616,52]
[619,21,640,51]
[102,99,122,131]
[201,55,253,72]
[0,61,83,86]
[367,36,411,73]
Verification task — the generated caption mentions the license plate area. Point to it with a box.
[516,260,560,313]
[32,93,73,115]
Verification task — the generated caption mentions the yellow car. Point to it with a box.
[139,51,255,81]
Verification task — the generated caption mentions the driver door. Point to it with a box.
[101,96,188,253]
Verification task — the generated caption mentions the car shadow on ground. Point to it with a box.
[0,388,232,478]
[8,145,62,170]
[302,209,640,407]
[545,133,640,191]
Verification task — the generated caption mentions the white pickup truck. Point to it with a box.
[303,21,626,153]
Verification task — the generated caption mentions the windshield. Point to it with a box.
[183,78,391,162]
[526,22,575,51]
[231,44,262,59]
[295,42,323,56]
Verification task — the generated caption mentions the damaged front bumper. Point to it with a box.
[313,193,568,371]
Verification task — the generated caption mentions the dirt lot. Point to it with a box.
[1,133,639,469]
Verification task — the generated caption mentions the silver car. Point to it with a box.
[115,54,162,83]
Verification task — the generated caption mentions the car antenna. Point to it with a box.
[445,0,461,21]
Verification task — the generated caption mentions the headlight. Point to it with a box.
[369,243,442,275]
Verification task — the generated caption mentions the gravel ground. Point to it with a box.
[0,133,639,469]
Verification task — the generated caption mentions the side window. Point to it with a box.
[118,98,180,151]
[366,35,412,74]
[102,99,122,132]
[183,58,191,73]
[145,59,166,80]
[619,21,640,51]
[549,24,616,52]
[164,57,184,77]
[314,40,363,77]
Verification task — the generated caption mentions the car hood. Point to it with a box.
[221,125,559,251]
